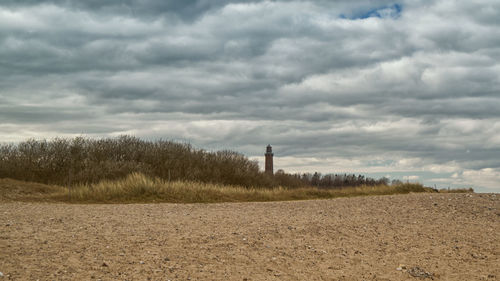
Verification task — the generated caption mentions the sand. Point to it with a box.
[0,193,498,280]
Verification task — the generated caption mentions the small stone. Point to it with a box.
[164,257,170,262]
[139,261,145,264]
[407,266,433,279]
[0,272,3,277]
[101,262,108,267]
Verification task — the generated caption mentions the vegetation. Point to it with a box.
[283,170,391,188]
[0,177,65,202]
[0,136,393,189]
[0,136,273,188]
[438,188,474,193]
[0,136,473,203]
[1,173,436,203]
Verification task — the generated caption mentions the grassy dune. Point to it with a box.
[63,173,432,203]
[0,178,65,202]
[1,173,467,204]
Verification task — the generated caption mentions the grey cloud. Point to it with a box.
[0,0,245,20]
[382,98,500,119]
[1,0,500,191]
[0,0,398,20]
[0,105,93,123]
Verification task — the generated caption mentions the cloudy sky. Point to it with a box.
[1,1,499,192]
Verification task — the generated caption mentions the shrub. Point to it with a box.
[0,136,277,188]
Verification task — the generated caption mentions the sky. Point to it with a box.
[1,1,499,192]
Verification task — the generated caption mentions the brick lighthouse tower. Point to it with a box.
[265,144,274,175]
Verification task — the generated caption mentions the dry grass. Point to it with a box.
[2,173,472,204]
[60,173,433,203]
[438,188,474,193]
[0,178,66,202]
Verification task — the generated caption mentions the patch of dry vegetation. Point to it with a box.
[0,136,410,190]
[0,136,474,203]
[0,178,65,202]
[0,136,284,188]
[438,188,474,193]
[1,173,443,203]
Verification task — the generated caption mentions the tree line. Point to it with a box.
[0,136,398,189]
[274,170,392,188]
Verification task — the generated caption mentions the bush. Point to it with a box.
[0,136,419,191]
[0,136,279,188]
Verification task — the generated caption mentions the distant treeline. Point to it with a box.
[275,171,394,189]
[0,136,397,189]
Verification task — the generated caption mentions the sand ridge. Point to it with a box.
[1,193,498,280]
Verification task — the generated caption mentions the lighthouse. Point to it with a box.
[265,144,274,175]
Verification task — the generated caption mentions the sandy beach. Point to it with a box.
[1,193,498,280]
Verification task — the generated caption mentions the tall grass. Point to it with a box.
[2,174,470,204]
[438,188,474,193]
[0,178,66,202]
[59,173,433,203]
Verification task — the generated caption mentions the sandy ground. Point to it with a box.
[0,193,498,281]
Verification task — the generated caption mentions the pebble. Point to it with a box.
[139,261,145,264]
[407,266,433,278]
[0,272,3,277]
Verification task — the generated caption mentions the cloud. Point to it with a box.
[402,175,419,181]
[0,0,499,192]
[341,3,402,20]
[443,168,500,191]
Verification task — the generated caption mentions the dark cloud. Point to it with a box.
[0,105,93,123]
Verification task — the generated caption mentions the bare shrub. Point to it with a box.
[0,136,276,188]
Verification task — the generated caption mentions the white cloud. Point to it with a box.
[402,175,419,181]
